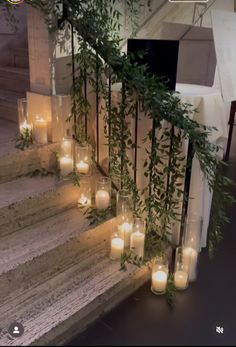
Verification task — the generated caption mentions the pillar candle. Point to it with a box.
[110,237,124,260]
[152,271,168,294]
[60,156,73,177]
[118,222,133,248]
[76,160,90,174]
[130,230,145,257]
[34,117,47,144]
[95,190,110,210]
[174,270,188,290]
[183,247,198,282]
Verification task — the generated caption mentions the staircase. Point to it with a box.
[0,125,149,346]
[0,46,30,123]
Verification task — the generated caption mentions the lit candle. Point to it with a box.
[76,160,89,174]
[78,193,91,206]
[95,189,110,210]
[183,247,198,282]
[130,230,145,257]
[34,117,47,144]
[118,222,133,248]
[110,237,124,260]
[152,271,168,294]
[20,120,32,134]
[60,156,73,177]
[174,270,188,290]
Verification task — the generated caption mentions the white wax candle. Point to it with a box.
[110,237,124,260]
[20,120,32,134]
[183,247,198,282]
[76,160,89,174]
[34,117,47,144]
[174,270,188,290]
[130,231,145,257]
[60,156,73,177]
[118,222,133,248]
[152,271,168,293]
[95,190,110,210]
[78,193,91,206]
[61,139,72,156]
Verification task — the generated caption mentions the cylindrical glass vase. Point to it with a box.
[130,218,145,258]
[33,115,48,144]
[95,177,111,210]
[78,178,92,207]
[18,98,32,135]
[61,137,73,157]
[75,143,92,175]
[174,247,189,290]
[151,257,169,295]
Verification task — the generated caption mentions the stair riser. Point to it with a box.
[0,105,18,123]
[0,143,59,184]
[14,55,29,69]
[0,220,111,302]
[0,183,78,237]
[0,77,29,94]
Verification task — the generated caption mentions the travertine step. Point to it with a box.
[0,66,29,93]
[0,176,79,237]
[0,221,148,346]
[0,142,59,184]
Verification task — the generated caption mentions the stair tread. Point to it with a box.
[0,206,89,276]
[0,245,138,346]
[0,176,61,209]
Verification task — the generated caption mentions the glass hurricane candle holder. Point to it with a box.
[174,247,189,290]
[95,177,111,210]
[61,137,73,157]
[130,218,145,258]
[182,246,198,283]
[78,178,92,207]
[116,189,133,216]
[75,143,92,175]
[59,155,73,179]
[110,229,124,260]
[33,115,48,144]
[18,98,32,135]
[151,257,169,295]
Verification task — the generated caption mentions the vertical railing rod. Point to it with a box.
[134,101,139,185]
[120,82,126,189]
[108,75,112,174]
[96,54,99,163]
[71,23,77,139]
[84,67,88,141]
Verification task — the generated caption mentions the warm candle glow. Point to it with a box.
[110,237,124,260]
[152,270,168,294]
[61,139,72,156]
[174,270,188,290]
[76,160,90,174]
[20,120,32,133]
[95,189,110,210]
[78,193,91,206]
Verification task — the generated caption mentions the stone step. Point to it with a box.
[0,141,59,184]
[0,176,80,237]
[0,216,149,346]
[0,66,30,94]
[12,47,29,69]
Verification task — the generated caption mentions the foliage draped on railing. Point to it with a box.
[9,0,235,261]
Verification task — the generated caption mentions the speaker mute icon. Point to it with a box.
[216,326,224,334]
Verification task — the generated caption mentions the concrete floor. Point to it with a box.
[69,129,236,346]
